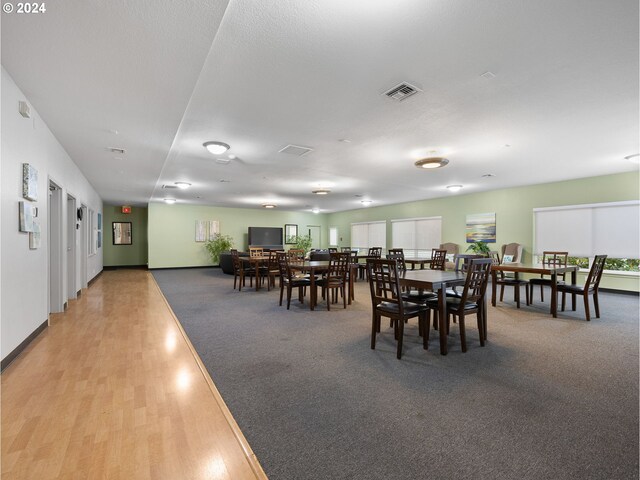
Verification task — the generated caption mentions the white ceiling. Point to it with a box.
[3,0,638,212]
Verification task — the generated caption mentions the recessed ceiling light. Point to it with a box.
[480,71,496,79]
[312,208,320,214]
[415,157,449,169]
[361,200,373,206]
[174,182,191,189]
[203,141,230,155]
[164,198,176,204]
[312,189,331,195]
[228,154,236,160]
[446,184,463,193]
[262,203,276,209]
[624,153,639,163]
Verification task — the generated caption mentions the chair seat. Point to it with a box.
[496,277,528,285]
[283,277,311,287]
[377,301,427,316]
[529,277,565,286]
[425,296,477,311]
[401,290,437,303]
[557,283,591,294]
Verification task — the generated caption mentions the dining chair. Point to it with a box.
[424,258,492,352]
[230,249,254,291]
[276,252,310,310]
[328,247,338,253]
[430,248,447,271]
[341,247,353,252]
[287,248,305,261]
[439,242,459,270]
[366,258,430,359]
[316,252,350,310]
[557,255,607,321]
[495,250,530,308]
[358,247,383,280]
[266,250,283,291]
[528,251,568,303]
[388,248,404,256]
[249,247,264,257]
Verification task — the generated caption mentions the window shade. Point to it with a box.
[391,217,442,257]
[534,201,639,258]
[351,221,386,250]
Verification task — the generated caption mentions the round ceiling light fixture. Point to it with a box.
[174,182,191,189]
[262,203,277,209]
[312,189,331,195]
[624,153,639,164]
[414,157,449,169]
[361,200,373,206]
[312,208,320,214]
[164,198,176,204]
[446,184,463,193]
[203,141,230,155]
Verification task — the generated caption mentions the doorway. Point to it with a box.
[80,204,88,290]
[48,180,64,313]
[307,225,321,250]
[67,193,77,301]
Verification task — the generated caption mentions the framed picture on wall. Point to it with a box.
[113,221,132,245]
[285,224,298,244]
[22,163,38,201]
[29,220,41,249]
[19,201,35,232]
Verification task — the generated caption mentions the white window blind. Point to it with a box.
[351,221,386,251]
[329,227,338,246]
[534,201,639,258]
[391,217,442,257]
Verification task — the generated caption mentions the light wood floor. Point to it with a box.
[1,269,267,480]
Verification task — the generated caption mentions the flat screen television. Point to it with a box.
[248,227,283,249]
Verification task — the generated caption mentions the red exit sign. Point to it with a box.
[121,206,132,214]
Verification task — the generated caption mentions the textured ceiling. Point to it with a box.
[2,0,638,212]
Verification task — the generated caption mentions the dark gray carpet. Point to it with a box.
[152,268,639,480]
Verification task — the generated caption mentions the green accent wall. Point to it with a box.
[148,204,327,268]
[103,205,148,267]
[326,171,639,291]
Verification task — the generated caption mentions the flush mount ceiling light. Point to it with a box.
[414,157,449,169]
[361,200,373,206]
[262,203,277,209]
[312,208,320,214]
[164,198,176,204]
[203,141,230,155]
[312,189,331,195]
[446,184,463,193]
[624,153,640,163]
[174,182,191,189]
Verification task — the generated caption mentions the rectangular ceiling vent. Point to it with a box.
[108,147,126,154]
[278,144,313,156]
[161,184,178,189]
[383,82,421,101]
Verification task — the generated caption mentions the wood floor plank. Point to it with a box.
[1,269,267,480]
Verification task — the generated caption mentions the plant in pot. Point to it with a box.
[466,241,492,256]
[204,233,234,265]
[291,234,312,256]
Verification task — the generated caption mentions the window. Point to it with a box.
[88,208,96,255]
[391,216,442,258]
[329,226,338,246]
[351,221,386,252]
[534,200,639,273]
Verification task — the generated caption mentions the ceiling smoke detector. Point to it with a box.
[278,144,313,156]
[383,82,421,101]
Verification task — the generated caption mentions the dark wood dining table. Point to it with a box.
[399,269,466,355]
[290,260,359,310]
[490,263,578,317]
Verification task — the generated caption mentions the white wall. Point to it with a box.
[1,67,103,360]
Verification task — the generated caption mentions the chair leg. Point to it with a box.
[561,291,566,311]
[371,313,378,349]
[477,313,485,347]
[459,314,467,353]
[286,285,292,310]
[396,318,404,359]
[571,293,576,311]
[421,311,430,349]
[279,283,284,306]
[342,286,347,309]
[514,285,520,309]
[500,285,505,302]
[593,291,600,318]
[540,284,544,302]
[583,294,591,321]
[525,285,530,306]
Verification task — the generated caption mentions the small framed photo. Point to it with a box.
[29,220,41,249]
[19,201,35,232]
[22,163,38,201]
[285,224,298,244]
[113,222,132,245]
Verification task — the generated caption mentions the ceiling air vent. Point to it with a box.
[108,147,126,154]
[162,184,178,189]
[278,144,313,156]
[383,82,421,101]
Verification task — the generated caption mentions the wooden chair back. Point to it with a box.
[541,251,569,278]
[249,247,264,257]
[386,250,406,272]
[368,247,383,258]
[276,252,294,281]
[585,255,607,292]
[287,249,305,261]
[326,252,350,284]
[430,249,447,270]
[452,254,483,272]
[453,258,493,313]
[388,248,404,256]
[366,259,402,307]
[341,247,352,252]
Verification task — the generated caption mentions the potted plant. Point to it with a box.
[291,234,312,256]
[466,241,491,256]
[204,233,234,265]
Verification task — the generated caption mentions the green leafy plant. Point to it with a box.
[466,241,492,256]
[291,234,312,255]
[204,233,234,265]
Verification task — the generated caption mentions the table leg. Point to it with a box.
[310,269,316,311]
[491,270,497,306]
[255,260,260,291]
[348,267,355,305]
[438,286,448,355]
[551,272,557,317]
